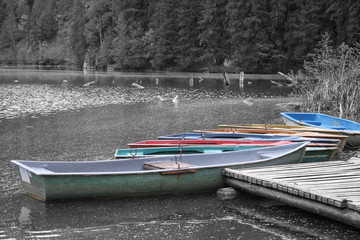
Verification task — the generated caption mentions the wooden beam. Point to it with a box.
[225,177,360,229]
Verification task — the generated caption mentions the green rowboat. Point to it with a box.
[114,145,337,163]
[12,142,307,201]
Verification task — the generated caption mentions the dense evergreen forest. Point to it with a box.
[0,0,359,73]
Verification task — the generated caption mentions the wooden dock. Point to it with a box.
[223,157,360,229]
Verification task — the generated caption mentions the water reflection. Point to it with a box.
[19,206,31,226]
[0,68,293,97]
[12,194,288,240]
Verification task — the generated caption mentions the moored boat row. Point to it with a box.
[193,128,348,150]
[11,111,359,201]
[115,145,338,163]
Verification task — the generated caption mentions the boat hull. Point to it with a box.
[218,124,342,134]
[301,147,337,163]
[13,144,307,201]
[115,146,337,163]
[342,131,360,148]
[158,133,340,146]
[195,128,347,150]
[128,139,292,148]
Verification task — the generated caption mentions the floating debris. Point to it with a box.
[83,81,95,87]
[156,96,166,101]
[132,82,145,89]
[271,80,284,87]
[172,95,179,103]
[223,72,230,86]
[0,83,256,120]
[243,97,254,106]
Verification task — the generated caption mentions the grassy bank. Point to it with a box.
[290,33,360,122]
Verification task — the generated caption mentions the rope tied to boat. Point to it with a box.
[175,137,184,169]
[201,130,205,140]
[226,127,236,133]
[130,148,138,158]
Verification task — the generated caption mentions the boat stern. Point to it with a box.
[12,163,47,201]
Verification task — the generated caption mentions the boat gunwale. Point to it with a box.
[11,142,308,176]
[341,130,360,135]
[195,128,347,138]
[218,124,342,134]
[113,145,244,158]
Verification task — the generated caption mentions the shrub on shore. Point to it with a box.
[290,33,360,122]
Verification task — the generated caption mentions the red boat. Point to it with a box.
[128,139,294,148]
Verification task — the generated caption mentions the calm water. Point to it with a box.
[0,68,293,97]
[0,69,359,239]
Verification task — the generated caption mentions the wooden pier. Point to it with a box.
[223,157,360,229]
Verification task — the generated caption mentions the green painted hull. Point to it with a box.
[302,147,337,163]
[115,146,336,164]
[13,143,307,201]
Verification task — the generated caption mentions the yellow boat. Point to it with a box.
[219,124,342,134]
[215,125,346,150]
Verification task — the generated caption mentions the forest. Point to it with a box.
[0,0,359,73]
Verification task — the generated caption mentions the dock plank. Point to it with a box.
[223,158,360,215]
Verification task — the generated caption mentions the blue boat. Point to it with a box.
[280,112,360,148]
[157,132,340,146]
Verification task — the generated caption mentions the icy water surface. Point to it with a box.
[0,69,359,239]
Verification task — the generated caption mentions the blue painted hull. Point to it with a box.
[280,112,360,147]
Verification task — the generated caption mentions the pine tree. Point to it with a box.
[268,0,287,71]
[119,0,151,70]
[70,0,86,67]
[348,0,360,43]
[30,0,58,42]
[197,0,230,70]
[149,0,179,70]
[0,0,21,63]
[326,0,360,44]
[226,0,276,72]
[0,0,8,29]
[173,1,202,71]
[84,0,113,68]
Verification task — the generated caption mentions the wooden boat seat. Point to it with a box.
[143,161,197,174]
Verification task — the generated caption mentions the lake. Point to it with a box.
[0,68,359,239]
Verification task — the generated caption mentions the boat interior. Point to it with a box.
[12,142,306,175]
